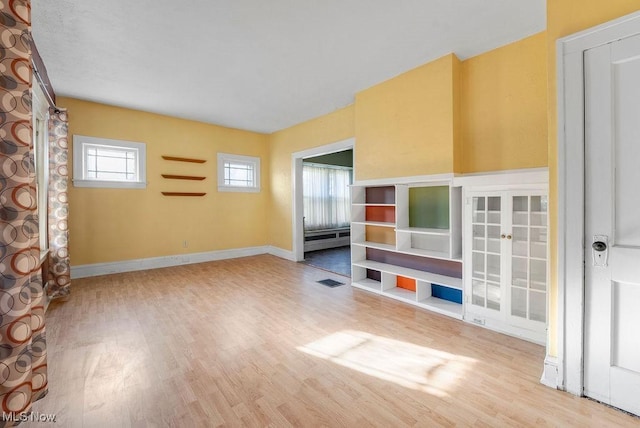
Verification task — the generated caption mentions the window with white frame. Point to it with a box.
[217,153,260,192]
[73,135,146,189]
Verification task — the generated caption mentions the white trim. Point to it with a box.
[354,172,455,187]
[73,135,147,189]
[217,152,261,193]
[291,138,355,262]
[452,167,548,187]
[70,246,298,279]
[557,10,640,396]
[351,168,546,190]
[350,168,548,190]
[267,246,296,261]
[217,186,260,193]
[73,179,147,189]
[541,356,560,389]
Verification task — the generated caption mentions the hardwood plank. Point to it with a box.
[25,255,639,427]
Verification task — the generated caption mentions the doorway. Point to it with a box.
[291,138,354,268]
[558,11,640,416]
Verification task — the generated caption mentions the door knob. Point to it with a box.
[506,235,512,240]
[592,235,608,267]
[592,241,607,251]
[501,234,506,239]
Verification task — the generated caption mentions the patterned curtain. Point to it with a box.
[47,109,70,298]
[0,0,49,424]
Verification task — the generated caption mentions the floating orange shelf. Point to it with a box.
[161,174,206,181]
[161,192,206,197]
[161,156,206,163]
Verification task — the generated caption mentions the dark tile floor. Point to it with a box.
[302,246,351,277]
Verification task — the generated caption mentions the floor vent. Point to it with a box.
[317,279,344,287]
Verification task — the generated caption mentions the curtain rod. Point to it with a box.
[32,60,62,113]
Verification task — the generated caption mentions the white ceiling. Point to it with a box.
[31,1,546,134]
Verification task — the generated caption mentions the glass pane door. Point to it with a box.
[470,196,501,311]
[510,195,547,323]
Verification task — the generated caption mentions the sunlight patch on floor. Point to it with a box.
[297,330,476,397]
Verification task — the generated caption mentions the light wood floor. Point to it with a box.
[28,255,638,427]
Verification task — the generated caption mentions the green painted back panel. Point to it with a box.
[409,186,449,229]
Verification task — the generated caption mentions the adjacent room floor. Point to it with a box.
[302,246,351,277]
[28,255,638,427]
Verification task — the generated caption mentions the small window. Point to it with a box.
[73,135,146,189]
[217,153,260,193]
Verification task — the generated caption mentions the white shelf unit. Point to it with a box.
[351,257,463,319]
[395,183,462,261]
[350,179,463,319]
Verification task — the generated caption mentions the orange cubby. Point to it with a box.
[366,206,396,223]
[365,225,396,246]
[397,276,416,292]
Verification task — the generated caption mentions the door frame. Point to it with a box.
[557,11,640,395]
[291,138,355,262]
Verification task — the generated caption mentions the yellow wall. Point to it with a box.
[61,97,270,265]
[355,54,461,180]
[461,32,548,172]
[545,1,640,357]
[268,105,355,250]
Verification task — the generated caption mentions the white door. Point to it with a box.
[584,33,640,416]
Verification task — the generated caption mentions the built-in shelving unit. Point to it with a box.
[350,170,549,343]
[351,179,463,319]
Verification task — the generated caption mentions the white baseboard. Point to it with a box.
[267,246,296,261]
[304,237,350,252]
[540,355,559,389]
[71,245,298,279]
